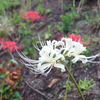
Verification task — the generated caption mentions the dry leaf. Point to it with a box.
[0,67,5,73]
[48,78,60,88]
[12,86,17,90]
[6,71,10,74]
[6,77,15,85]
[5,67,22,86]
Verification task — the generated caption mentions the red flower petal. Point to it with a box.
[69,34,91,45]
[2,41,24,53]
[24,11,45,22]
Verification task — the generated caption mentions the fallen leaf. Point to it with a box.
[5,77,15,85]
[0,67,5,73]
[12,86,17,90]
[6,71,10,74]
[5,67,22,86]
[48,78,60,88]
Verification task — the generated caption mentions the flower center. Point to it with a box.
[51,59,56,65]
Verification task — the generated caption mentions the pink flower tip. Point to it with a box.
[24,11,45,22]
[69,34,91,45]
[2,41,24,53]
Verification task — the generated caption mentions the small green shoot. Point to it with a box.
[45,25,52,39]
[60,9,79,32]
[36,3,45,14]
[78,78,96,92]
[65,80,74,91]
[94,98,99,100]
[45,9,51,14]
[45,32,52,39]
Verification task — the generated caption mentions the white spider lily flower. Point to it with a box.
[65,42,100,63]
[17,51,39,63]
[39,40,65,57]
[17,52,42,74]
[72,54,100,63]
[18,37,100,76]
[61,38,75,54]
[67,42,86,57]
[53,40,65,48]
[39,40,57,55]
[72,55,89,63]
[38,51,65,75]
[18,39,66,76]
[19,51,65,76]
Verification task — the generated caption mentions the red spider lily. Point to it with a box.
[69,34,91,45]
[24,11,45,22]
[2,41,23,53]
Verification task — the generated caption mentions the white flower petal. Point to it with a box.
[37,63,52,72]
[54,63,65,72]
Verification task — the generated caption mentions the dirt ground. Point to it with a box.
[19,0,100,100]
[0,0,100,100]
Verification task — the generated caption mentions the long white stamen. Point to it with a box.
[18,37,100,76]
[33,44,40,51]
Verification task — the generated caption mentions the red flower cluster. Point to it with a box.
[69,34,91,45]
[24,11,45,22]
[0,38,23,53]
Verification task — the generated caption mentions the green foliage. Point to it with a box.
[36,3,45,14]
[74,29,81,34]
[12,11,23,24]
[82,48,91,57]
[2,86,23,100]
[60,9,79,33]
[65,80,74,91]
[0,15,13,37]
[23,39,36,56]
[18,28,37,58]
[0,0,19,14]
[78,78,96,92]
[7,59,18,66]
[19,0,32,14]
[44,25,52,39]
[36,1,51,14]
[0,73,8,79]
[84,63,90,67]
[57,24,63,31]
[0,70,23,100]
[18,29,33,37]
[63,4,72,10]
[81,9,100,29]
[94,98,99,100]
[45,9,52,14]
[45,32,52,39]
[17,18,38,57]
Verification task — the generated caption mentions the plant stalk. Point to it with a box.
[64,61,72,100]
[65,66,85,100]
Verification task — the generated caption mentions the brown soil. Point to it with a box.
[0,0,100,100]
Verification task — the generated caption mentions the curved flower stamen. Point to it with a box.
[18,36,100,76]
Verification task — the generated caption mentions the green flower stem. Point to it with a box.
[64,74,69,100]
[65,66,85,100]
[64,61,72,100]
